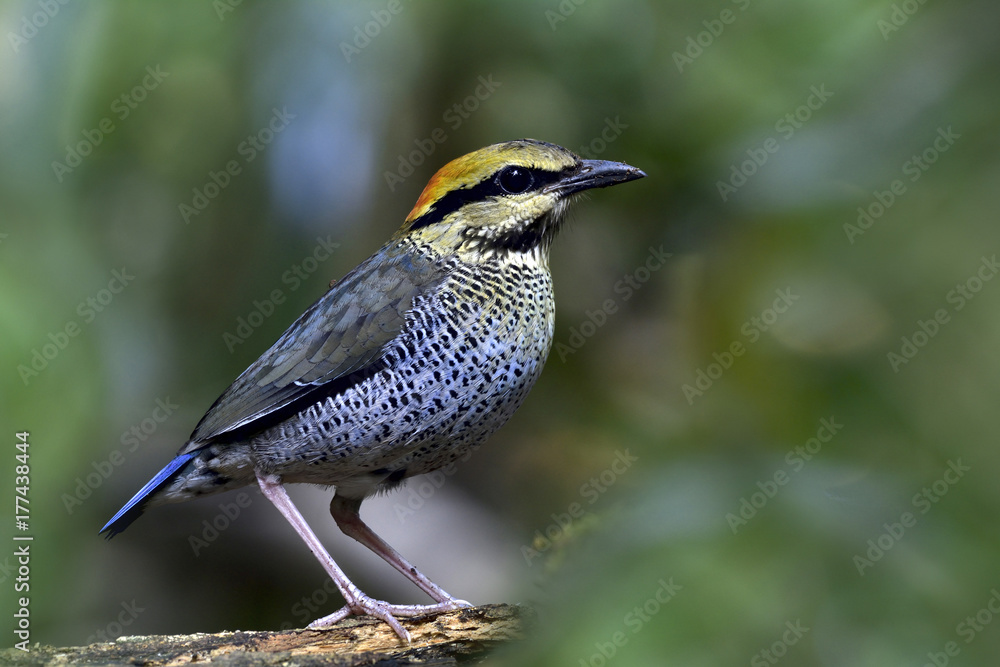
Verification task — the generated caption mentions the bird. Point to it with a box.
[101,138,645,643]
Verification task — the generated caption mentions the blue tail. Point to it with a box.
[100,452,197,539]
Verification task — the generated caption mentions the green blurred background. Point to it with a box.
[2,1,999,664]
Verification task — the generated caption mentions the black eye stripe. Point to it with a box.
[407,166,565,232]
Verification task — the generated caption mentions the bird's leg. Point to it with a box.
[329,494,472,609]
[256,472,459,644]
[256,472,407,641]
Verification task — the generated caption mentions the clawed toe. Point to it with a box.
[307,597,472,643]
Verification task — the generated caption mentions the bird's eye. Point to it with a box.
[497,166,534,194]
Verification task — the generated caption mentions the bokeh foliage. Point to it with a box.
[2,1,999,664]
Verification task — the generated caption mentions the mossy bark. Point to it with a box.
[1,603,531,666]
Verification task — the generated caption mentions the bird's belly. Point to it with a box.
[251,264,555,492]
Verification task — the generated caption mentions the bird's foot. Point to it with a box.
[307,596,473,644]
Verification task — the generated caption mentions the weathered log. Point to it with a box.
[2,603,532,666]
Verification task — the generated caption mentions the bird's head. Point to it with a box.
[393,139,645,258]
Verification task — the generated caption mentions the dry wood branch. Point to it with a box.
[2,603,532,666]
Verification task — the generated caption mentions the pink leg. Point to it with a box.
[255,472,460,644]
[329,494,471,608]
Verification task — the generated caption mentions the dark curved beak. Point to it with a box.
[549,159,646,196]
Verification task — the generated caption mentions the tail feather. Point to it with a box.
[100,452,197,539]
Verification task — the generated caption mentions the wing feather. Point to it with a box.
[182,243,444,449]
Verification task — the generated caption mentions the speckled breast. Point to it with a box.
[251,250,555,496]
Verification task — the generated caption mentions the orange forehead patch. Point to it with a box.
[403,140,578,223]
[405,153,483,223]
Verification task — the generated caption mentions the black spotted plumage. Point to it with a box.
[101,139,644,642]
